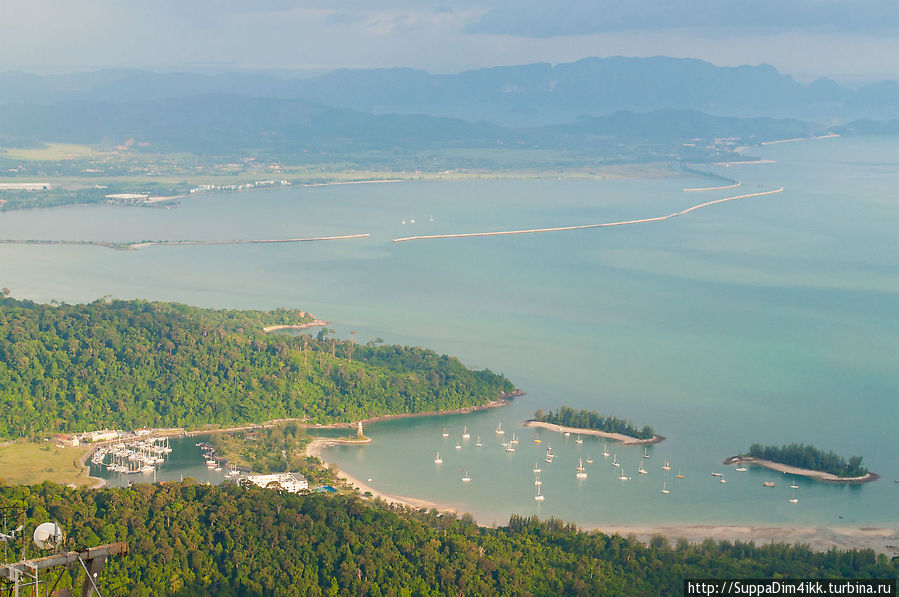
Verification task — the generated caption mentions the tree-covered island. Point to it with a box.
[527,406,659,443]
[725,443,877,482]
[0,296,514,439]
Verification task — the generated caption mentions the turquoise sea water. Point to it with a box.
[1,135,897,526]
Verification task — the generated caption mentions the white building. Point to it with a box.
[246,473,308,493]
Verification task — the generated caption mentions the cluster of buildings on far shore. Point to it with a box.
[245,473,308,493]
[189,179,290,194]
[53,427,182,447]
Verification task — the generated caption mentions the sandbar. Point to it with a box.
[523,420,664,445]
[723,456,879,483]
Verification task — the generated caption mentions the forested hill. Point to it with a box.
[0,297,513,438]
[0,482,893,596]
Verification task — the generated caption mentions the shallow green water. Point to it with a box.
[2,135,897,525]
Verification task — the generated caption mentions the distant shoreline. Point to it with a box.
[522,420,664,445]
[722,456,879,483]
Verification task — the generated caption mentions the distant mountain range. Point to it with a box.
[3,56,899,125]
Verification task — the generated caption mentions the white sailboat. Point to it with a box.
[602,443,610,457]
[618,471,629,481]
[662,459,671,471]
[789,489,798,503]
[643,447,650,459]
[638,461,648,475]
[434,452,443,464]
[585,455,593,464]
[534,471,542,486]
[475,436,484,447]
[496,422,504,435]
[661,481,670,494]
[576,458,587,479]
[612,453,620,467]
[455,443,462,450]
[790,477,799,489]
[575,435,583,444]
[533,463,542,473]
[442,428,449,438]
[505,442,516,453]
[735,466,747,472]
[462,427,470,440]
[534,485,545,501]
[461,471,471,483]
[510,434,518,445]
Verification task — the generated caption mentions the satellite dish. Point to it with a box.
[33,522,64,551]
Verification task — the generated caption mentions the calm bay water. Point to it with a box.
[2,136,897,525]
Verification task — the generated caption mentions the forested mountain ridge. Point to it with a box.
[0,297,513,438]
[0,482,893,596]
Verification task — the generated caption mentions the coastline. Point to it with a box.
[523,420,664,445]
[587,524,899,557]
[305,440,897,557]
[723,456,880,483]
[262,319,328,333]
[306,437,460,515]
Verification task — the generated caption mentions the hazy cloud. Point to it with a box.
[467,0,899,37]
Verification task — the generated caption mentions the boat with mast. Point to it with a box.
[612,453,620,467]
[496,422,504,435]
[602,443,610,457]
[534,471,542,486]
[661,481,670,494]
[662,459,670,471]
[643,447,650,459]
[575,434,583,444]
[534,485,545,501]
[576,458,587,479]
[434,452,442,464]
[638,461,648,475]
[475,436,484,447]
[461,471,471,483]
[462,426,470,439]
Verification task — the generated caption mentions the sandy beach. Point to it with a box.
[306,437,460,515]
[723,456,879,483]
[588,524,899,557]
[262,319,328,333]
[523,420,664,445]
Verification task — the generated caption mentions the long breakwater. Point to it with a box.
[392,187,783,243]
[0,233,370,251]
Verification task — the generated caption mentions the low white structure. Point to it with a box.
[246,473,308,493]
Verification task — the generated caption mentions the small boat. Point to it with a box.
[643,447,650,459]
[661,482,670,494]
[612,454,620,467]
[637,462,648,475]
[214,465,222,472]
[462,427,470,440]
[720,478,727,484]
[618,473,629,481]
[461,471,471,483]
[676,471,685,479]
[575,435,583,445]
[763,481,775,487]
[534,486,545,502]
[455,443,462,450]
[496,423,504,435]
[564,432,570,437]
[735,467,747,472]
[789,489,798,504]
[790,477,799,489]
[602,443,610,457]
[662,459,671,471]
[576,458,587,480]
[711,472,723,477]
[546,444,554,457]
[533,463,542,473]
[534,438,542,444]
[475,436,484,447]
[505,443,516,453]
[534,472,542,486]
[510,434,518,445]
[585,455,593,464]
[442,428,449,438]
[434,452,443,464]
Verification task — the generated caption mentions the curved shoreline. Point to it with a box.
[523,420,664,445]
[723,456,879,483]
[393,187,783,243]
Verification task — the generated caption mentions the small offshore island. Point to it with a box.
[724,443,879,483]
[524,406,664,445]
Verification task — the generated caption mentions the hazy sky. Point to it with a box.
[2,0,898,83]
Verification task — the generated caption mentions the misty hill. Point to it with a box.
[0,96,828,161]
[4,57,899,125]
[0,95,506,155]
